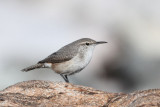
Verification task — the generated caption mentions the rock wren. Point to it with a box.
[22,38,107,82]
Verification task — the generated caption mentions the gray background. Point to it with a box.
[0,0,160,92]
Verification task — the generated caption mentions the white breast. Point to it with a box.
[53,45,95,75]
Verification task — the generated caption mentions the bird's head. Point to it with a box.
[75,38,107,52]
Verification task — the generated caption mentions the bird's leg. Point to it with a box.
[64,75,69,83]
[64,75,68,82]
[60,74,69,83]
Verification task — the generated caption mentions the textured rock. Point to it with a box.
[0,80,160,107]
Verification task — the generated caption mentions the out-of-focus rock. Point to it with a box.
[0,80,160,107]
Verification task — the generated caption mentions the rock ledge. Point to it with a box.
[0,80,160,107]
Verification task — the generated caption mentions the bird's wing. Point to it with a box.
[38,44,78,63]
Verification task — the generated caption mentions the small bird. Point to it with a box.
[22,38,107,82]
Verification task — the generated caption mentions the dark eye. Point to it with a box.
[86,42,89,46]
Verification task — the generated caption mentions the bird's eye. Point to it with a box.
[86,42,89,46]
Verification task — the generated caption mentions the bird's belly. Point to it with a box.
[52,53,92,75]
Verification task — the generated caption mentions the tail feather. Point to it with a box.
[21,63,44,72]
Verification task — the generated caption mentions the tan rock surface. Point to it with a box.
[0,80,160,107]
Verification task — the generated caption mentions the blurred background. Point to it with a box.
[0,0,160,93]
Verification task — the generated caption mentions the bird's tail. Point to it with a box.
[21,63,44,72]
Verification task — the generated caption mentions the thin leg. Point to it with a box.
[65,75,69,83]
[60,74,69,83]
[65,75,68,81]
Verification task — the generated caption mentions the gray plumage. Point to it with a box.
[22,38,96,72]
[21,38,107,82]
[22,63,44,71]
[38,38,96,63]
[38,41,78,63]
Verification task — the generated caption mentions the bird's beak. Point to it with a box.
[95,41,107,44]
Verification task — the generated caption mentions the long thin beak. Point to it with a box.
[95,41,108,44]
